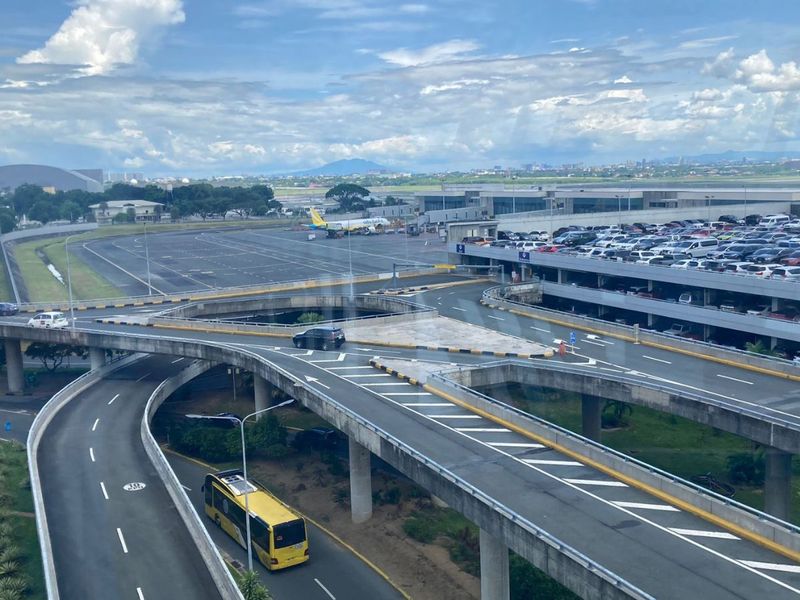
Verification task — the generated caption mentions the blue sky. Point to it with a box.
[2,0,800,175]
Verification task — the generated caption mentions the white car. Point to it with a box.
[670,259,701,269]
[27,311,69,329]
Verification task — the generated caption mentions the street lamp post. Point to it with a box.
[743,186,748,219]
[65,234,76,329]
[143,221,153,295]
[614,194,622,229]
[511,175,517,214]
[704,195,714,224]
[187,397,294,572]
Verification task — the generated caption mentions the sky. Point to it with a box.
[2,0,800,176]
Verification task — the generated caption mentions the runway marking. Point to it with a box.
[643,355,672,365]
[451,307,467,312]
[117,528,128,553]
[612,501,679,512]
[717,374,754,385]
[428,414,482,419]
[100,481,109,500]
[136,372,151,382]
[530,326,549,332]
[314,578,336,600]
[669,528,739,540]
[171,357,185,364]
[402,403,452,407]
[487,315,505,321]
[454,427,510,433]
[137,588,145,600]
[488,442,544,448]
[564,479,627,487]
[738,560,800,574]
[108,394,119,405]
[523,459,582,466]
[92,418,100,432]
[90,447,95,462]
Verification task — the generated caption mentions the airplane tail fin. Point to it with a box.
[310,208,327,227]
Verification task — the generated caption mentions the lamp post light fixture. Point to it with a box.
[65,234,77,329]
[143,221,153,295]
[186,397,295,572]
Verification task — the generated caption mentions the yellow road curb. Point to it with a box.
[164,448,411,599]
[416,380,800,564]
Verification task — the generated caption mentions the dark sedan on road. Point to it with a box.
[0,302,18,316]
[292,326,346,350]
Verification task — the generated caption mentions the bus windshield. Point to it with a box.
[273,519,306,548]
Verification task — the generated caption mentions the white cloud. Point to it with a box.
[17,0,185,75]
[678,35,737,50]
[399,4,429,13]
[377,39,479,67]
[702,47,736,78]
[614,75,632,84]
[735,50,800,92]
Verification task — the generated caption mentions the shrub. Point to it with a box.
[382,487,402,505]
[296,312,324,324]
[238,570,271,600]
[402,517,435,543]
[510,553,580,600]
[727,452,765,486]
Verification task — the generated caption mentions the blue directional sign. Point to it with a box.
[569,331,576,345]
[518,251,531,262]
[456,243,466,254]
[4,421,10,432]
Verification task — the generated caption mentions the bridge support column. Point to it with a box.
[348,437,372,523]
[89,347,106,370]
[4,339,23,395]
[765,447,792,520]
[581,394,602,441]
[479,529,509,600]
[253,374,270,419]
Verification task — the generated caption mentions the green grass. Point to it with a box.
[0,252,13,303]
[41,240,122,301]
[0,441,45,600]
[12,240,67,302]
[481,383,800,522]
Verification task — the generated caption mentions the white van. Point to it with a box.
[670,238,718,257]
[760,214,791,228]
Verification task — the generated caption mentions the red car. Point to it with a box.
[536,244,564,253]
[780,251,800,266]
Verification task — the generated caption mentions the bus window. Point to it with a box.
[251,518,270,552]
[273,519,306,549]
[204,477,212,506]
[213,485,225,512]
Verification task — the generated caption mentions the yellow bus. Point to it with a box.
[203,469,309,570]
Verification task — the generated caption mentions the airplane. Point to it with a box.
[306,207,390,235]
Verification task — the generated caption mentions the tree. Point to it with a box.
[24,343,88,371]
[0,207,15,233]
[59,200,82,223]
[239,570,272,600]
[325,183,370,212]
[28,200,59,224]
[602,400,633,428]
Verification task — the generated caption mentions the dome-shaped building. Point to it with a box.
[0,164,103,193]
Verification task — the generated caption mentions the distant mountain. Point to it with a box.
[292,158,395,176]
[667,150,800,164]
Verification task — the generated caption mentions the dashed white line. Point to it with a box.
[428,414,482,419]
[612,501,679,512]
[738,560,800,574]
[523,459,582,466]
[181,484,192,492]
[381,392,433,396]
[642,355,672,364]
[170,357,184,364]
[342,374,391,378]
[108,394,119,405]
[89,447,95,462]
[669,528,739,540]
[530,326,549,332]
[451,307,467,312]
[360,383,415,387]
[402,403,452,407]
[137,588,145,600]
[455,427,510,433]
[314,578,336,599]
[487,315,505,321]
[135,372,151,382]
[117,528,128,553]
[564,479,627,487]
[582,340,606,347]
[717,374,754,385]
[327,366,373,370]
[100,481,109,500]
[92,418,100,432]
[487,442,544,448]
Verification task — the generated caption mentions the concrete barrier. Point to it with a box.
[426,369,800,557]
[27,353,143,600]
[142,360,243,600]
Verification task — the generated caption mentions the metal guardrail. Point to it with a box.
[219,343,653,599]
[482,285,800,369]
[428,362,800,537]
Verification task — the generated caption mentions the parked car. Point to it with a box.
[27,311,69,329]
[770,266,800,281]
[670,259,702,270]
[662,323,692,337]
[781,251,800,266]
[0,302,18,316]
[291,427,344,451]
[678,291,702,305]
[292,326,346,350]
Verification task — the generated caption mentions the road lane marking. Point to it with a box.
[612,501,679,512]
[342,374,391,378]
[488,442,544,448]
[669,528,739,540]
[402,403,452,407]
[181,484,191,491]
[582,340,606,347]
[428,415,482,419]
[360,383,417,386]
[137,588,145,600]
[531,326,549,332]
[738,560,800,573]
[89,447,95,462]
[135,372,151,382]
[92,418,100,432]
[717,374,754,385]
[523,459,582,466]
[487,315,505,321]
[108,394,119,405]
[171,357,184,364]
[303,375,330,390]
[327,366,373,370]
[564,479,627,487]
[642,355,672,364]
[451,307,467,312]
[454,427,510,432]
[381,392,433,396]
[100,482,109,500]
[314,578,336,600]
[117,528,128,553]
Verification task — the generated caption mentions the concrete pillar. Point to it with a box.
[765,447,792,520]
[479,529,509,600]
[581,394,602,441]
[4,338,23,395]
[89,347,106,370]
[253,373,268,419]
[348,437,372,524]
[557,268,564,284]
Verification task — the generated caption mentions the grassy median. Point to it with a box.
[0,440,45,600]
